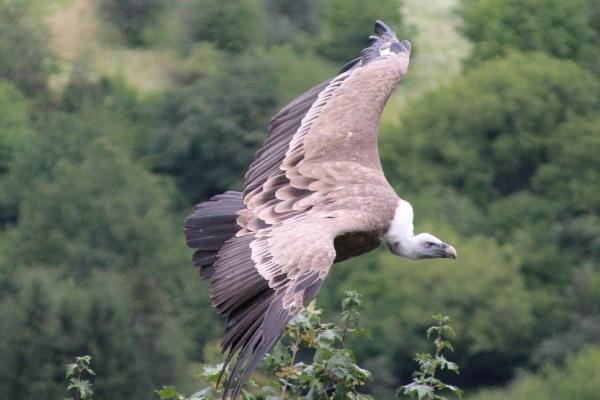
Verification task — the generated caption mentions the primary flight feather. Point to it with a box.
[184,20,457,399]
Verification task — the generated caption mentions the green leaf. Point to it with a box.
[201,363,224,383]
[241,388,256,399]
[67,379,93,400]
[316,328,340,347]
[76,355,92,364]
[403,382,435,400]
[155,386,179,400]
[65,363,77,378]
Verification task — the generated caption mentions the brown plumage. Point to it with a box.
[184,21,456,399]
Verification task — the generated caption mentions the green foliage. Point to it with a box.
[383,52,599,206]
[0,0,54,96]
[533,114,600,215]
[470,346,600,400]
[532,316,600,367]
[143,53,278,202]
[0,81,30,173]
[157,292,374,399]
[65,355,95,400]
[182,0,266,53]
[0,270,191,400]
[459,0,600,74]
[319,0,406,62]
[264,0,320,46]
[0,81,31,223]
[400,315,461,400]
[8,135,176,275]
[98,0,164,46]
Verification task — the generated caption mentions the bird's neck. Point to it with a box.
[385,199,414,239]
[384,199,419,259]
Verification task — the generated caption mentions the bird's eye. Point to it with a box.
[424,242,434,248]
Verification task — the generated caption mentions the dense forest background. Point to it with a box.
[0,0,599,398]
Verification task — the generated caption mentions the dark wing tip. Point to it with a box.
[374,20,395,37]
[351,20,411,68]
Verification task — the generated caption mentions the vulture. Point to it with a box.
[184,20,457,399]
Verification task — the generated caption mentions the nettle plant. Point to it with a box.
[400,315,462,400]
[65,355,95,400]
[158,291,373,400]
[157,294,462,400]
[68,293,462,400]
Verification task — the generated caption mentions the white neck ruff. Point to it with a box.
[385,199,414,241]
[384,199,419,259]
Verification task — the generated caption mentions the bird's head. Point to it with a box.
[387,233,457,260]
[384,200,457,261]
[388,233,457,260]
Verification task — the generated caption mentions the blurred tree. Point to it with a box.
[533,316,600,367]
[459,0,600,74]
[98,0,164,46]
[0,76,145,222]
[260,46,336,102]
[9,138,176,276]
[143,54,278,203]
[182,0,266,53]
[319,0,406,62]
[264,0,320,47]
[0,271,56,399]
[470,346,600,400]
[382,52,599,207]
[266,0,319,35]
[533,114,600,216]
[60,73,140,118]
[0,81,31,224]
[0,0,54,96]
[0,270,192,400]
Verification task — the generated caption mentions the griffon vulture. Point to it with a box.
[184,20,457,399]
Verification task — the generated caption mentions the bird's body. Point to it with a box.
[184,21,456,399]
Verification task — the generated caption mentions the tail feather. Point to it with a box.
[184,191,243,279]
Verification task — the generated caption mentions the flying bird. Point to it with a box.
[184,20,457,399]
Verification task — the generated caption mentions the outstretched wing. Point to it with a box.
[212,219,338,399]
[237,20,410,234]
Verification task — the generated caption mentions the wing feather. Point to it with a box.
[210,221,336,399]
[243,80,331,196]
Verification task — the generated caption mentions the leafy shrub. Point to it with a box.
[98,0,164,46]
[470,346,600,400]
[400,315,462,400]
[65,356,95,400]
[0,270,192,400]
[8,138,176,275]
[143,53,279,202]
[158,292,375,399]
[319,0,406,62]
[0,0,54,95]
[181,0,266,53]
[459,0,600,74]
[0,81,31,223]
[157,294,462,400]
[382,52,599,206]
[263,0,320,46]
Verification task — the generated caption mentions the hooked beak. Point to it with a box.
[438,243,457,259]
